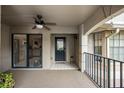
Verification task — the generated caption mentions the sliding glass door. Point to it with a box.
[28,35,42,67]
[12,34,42,68]
[12,34,27,67]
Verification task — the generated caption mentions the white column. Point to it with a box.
[79,24,88,72]
[81,35,88,72]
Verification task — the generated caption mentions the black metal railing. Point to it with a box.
[84,52,124,88]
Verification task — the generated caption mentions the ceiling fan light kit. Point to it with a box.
[32,14,56,30]
[36,24,43,29]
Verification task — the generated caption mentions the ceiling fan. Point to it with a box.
[32,14,56,30]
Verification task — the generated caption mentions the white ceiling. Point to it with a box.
[2,5,99,26]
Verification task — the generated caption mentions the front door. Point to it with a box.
[55,37,66,61]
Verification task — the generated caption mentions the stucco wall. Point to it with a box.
[1,24,11,71]
[102,32,107,57]
[87,31,111,58]
[88,34,94,54]
[10,25,78,69]
[51,34,78,65]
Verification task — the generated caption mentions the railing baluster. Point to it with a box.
[86,53,88,73]
[85,53,87,72]
[87,53,88,73]
[113,60,115,88]
[97,56,98,84]
[87,55,90,75]
[120,62,123,88]
[108,59,110,88]
[103,58,106,88]
[90,54,92,77]
[89,54,91,76]
[100,57,102,87]
[84,52,124,88]
[85,53,86,72]
[92,54,93,78]
[94,55,96,81]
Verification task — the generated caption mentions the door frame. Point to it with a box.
[55,37,66,62]
[11,33,42,68]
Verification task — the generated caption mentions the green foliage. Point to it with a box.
[0,71,15,88]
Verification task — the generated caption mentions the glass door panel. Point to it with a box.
[55,37,66,61]
[28,35,42,67]
[13,35,27,67]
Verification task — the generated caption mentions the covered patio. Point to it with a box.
[11,70,96,88]
[1,5,124,88]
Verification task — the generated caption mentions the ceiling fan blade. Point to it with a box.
[32,25,36,29]
[44,25,50,30]
[45,23,56,25]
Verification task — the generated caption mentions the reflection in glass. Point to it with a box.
[57,39,64,51]
[13,35,27,67]
[12,34,42,68]
[28,35,42,67]
[94,32,102,55]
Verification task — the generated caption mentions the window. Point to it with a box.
[57,39,64,51]
[109,31,124,61]
[94,32,102,55]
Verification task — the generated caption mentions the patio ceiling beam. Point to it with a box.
[83,5,124,35]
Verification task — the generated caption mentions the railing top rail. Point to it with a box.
[84,52,124,63]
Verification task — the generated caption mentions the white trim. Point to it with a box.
[107,37,110,58]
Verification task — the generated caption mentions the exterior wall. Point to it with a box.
[99,31,112,57]
[102,31,107,57]
[88,34,94,54]
[10,25,78,69]
[87,31,109,57]
[1,24,11,71]
[87,30,116,58]
[51,34,78,65]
